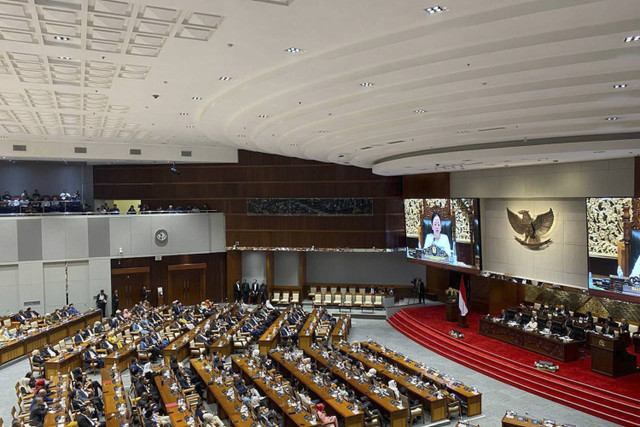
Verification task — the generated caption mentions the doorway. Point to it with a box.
[111,267,150,311]
[167,264,206,307]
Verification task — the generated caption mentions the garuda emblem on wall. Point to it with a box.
[507,208,554,249]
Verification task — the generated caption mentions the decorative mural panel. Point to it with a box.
[453,199,471,243]
[404,199,422,237]
[586,197,631,257]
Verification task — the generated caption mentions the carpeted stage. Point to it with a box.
[388,306,640,427]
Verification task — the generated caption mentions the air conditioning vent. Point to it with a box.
[386,140,405,145]
[12,144,26,152]
[74,147,87,154]
[477,126,506,132]
[130,148,141,155]
[181,150,192,157]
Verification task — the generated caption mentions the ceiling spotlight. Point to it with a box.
[424,6,447,14]
[54,36,70,41]
[238,134,246,138]
[186,125,194,128]
[58,56,72,60]
[258,114,268,118]
[179,112,189,116]
[219,76,232,81]
[457,130,469,134]
[605,117,619,121]
[318,130,329,133]
[192,96,202,100]
[360,82,375,87]
[414,109,426,114]
[624,35,640,43]
[613,84,627,89]
[285,47,303,53]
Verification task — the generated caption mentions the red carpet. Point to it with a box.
[388,306,640,427]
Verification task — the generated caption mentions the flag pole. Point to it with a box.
[457,275,468,328]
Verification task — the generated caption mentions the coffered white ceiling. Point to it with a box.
[0,0,638,174]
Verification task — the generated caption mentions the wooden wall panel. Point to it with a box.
[635,156,640,198]
[94,150,405,248]
[110,253,226,304]
[402,173,450,199]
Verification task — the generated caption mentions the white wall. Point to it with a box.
[306,252,424,285]
[274,252,299,286]
[451,159,634,198]
[242,251,266,282]
[481,198,588,288]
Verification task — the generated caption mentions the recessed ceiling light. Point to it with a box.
[258,114,268,118]
[285,47,303,53]
[237,134,246,138]
[457,130,469,134]
[318,130,329,133]
[192,96,202,100]
[605,116,619,121]
[54,36,70,41]
[360,82,375,87]
[624,35,640,43]
[58,56,72,60]
[613,84,627,89]
[219,76,232,81]
[179,112,189,116]
[414,109,426,114]
[424,6,447,14]
[186,125,194,128]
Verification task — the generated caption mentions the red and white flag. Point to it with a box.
[458,277,468,316]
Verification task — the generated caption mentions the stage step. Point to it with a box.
[388,309,640,427]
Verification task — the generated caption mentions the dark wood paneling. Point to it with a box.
[110,253,226,304]
[402,173,450,199]
[226,251,242,303]
[94,150,404,248]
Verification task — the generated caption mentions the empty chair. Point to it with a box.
[190,340,205,357]
[272,292,281,303]
[3,319,11,328]
[401,394,424,425]
[373,295,383,308]
[30,321,39,329]
[332,293,343,306]
[330,287,338,295]
[313,293,325,307]
[339,293,353,312]
[362,294,374,312]
[320,287,328,295]
[353,293,363,308]
[340,287,347,295]
[290,292,300,304]
[280,291,290,305]
[443,391,462,420]
[308,287,317,299]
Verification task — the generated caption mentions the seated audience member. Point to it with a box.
[525,317,538,331]
[564,326,577,339]
[315,403,338,427]
[77,406,106,427]
[31,350,46,367]
[74,329,86,345]
[29,397,47,427]
[32,189,41,200]
[600,324,615,336]
[68,303,79,315]
[42,344,58,359]
[607,316,619,327]
[542,320,552,334]
[83,345,105,369]
[619,318,630,333]
[203,413,224,427]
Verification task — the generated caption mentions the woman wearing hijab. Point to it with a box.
[44,313,53,325]
[388,380,400,400]
[34,378,47,396]
[203,413,224,427]
[314,403,338,427]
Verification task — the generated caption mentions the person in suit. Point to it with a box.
[77,406,106,427]
[31,350,46,367]
[233,280,241,302]
[96,290,108,317]
[29,397,47,427]
[601,324,615,336]
[74,329,86,345]
[259,281,267,304]
[280,325,298,345]
[241,279,249,303]
[42,344,58,359]
[251,279,259,304]
[564,326,578,339]
[619,318,630,333]
[130,357,144,376]
[15,310,28,324]
[112,290,119,315]
[141,286,150,302]
[418,279,425,304]
[83,345,105,369]
[607,316,619,327]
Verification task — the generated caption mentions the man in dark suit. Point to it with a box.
[141,286,150,302]
[251,279,259,304]
[29,397,47,427]
[241,279,249,303]
[96,290,108,317]
[42,344,58,359]
[16,310,27,324]
[233,280,241,302]
[112,290,119,315]
[619,318,630,333]
[418,279,425,304]
[74,329,85,345]
[77,406,106,427]
[601,324,615,336]
[259,281,267,304]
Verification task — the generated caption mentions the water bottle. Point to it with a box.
[588,272,593,288]
[617,265,623,278]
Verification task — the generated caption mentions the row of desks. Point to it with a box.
[361,341,482,416]
[232,355,320,427]
[331,315,351,343]
[269,350,365,427]
[154,368,198,427]
[43,374,70,427]
[301,346,408,427]
[0,310,102,367]
[258,307,291,355]
[212,306,257,358]
[334,342,446,423]
[162,307,227,364]
[102,367,132,427]
[190,357,255,427]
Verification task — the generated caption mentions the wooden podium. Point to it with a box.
[589,332,638,377]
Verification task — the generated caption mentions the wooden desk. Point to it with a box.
[232,356,321,427]
[298,309,319,351]
[588,332,638,377]
[479,317,580,362]
[258,307,291,355]
[501,412,569,426]
[0,310,101,367]
[43,374,70,427]
[335,343,446,422]
[362,341,482,416]
[102,367,132,427]
[45,348,83,378]
[302,346,407,427]
[163,313,218,364]
[154,369,197,427]
[331,315,351,343]
[211,306,256,358]
[269,351,365,427]
[190,358,255,427]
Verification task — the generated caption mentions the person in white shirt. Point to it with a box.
[59,189,71,200]
[630,254,640,278]
[525,318,538,331]
[422,212,452,257]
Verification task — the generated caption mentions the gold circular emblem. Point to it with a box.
[598,339,605,347]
